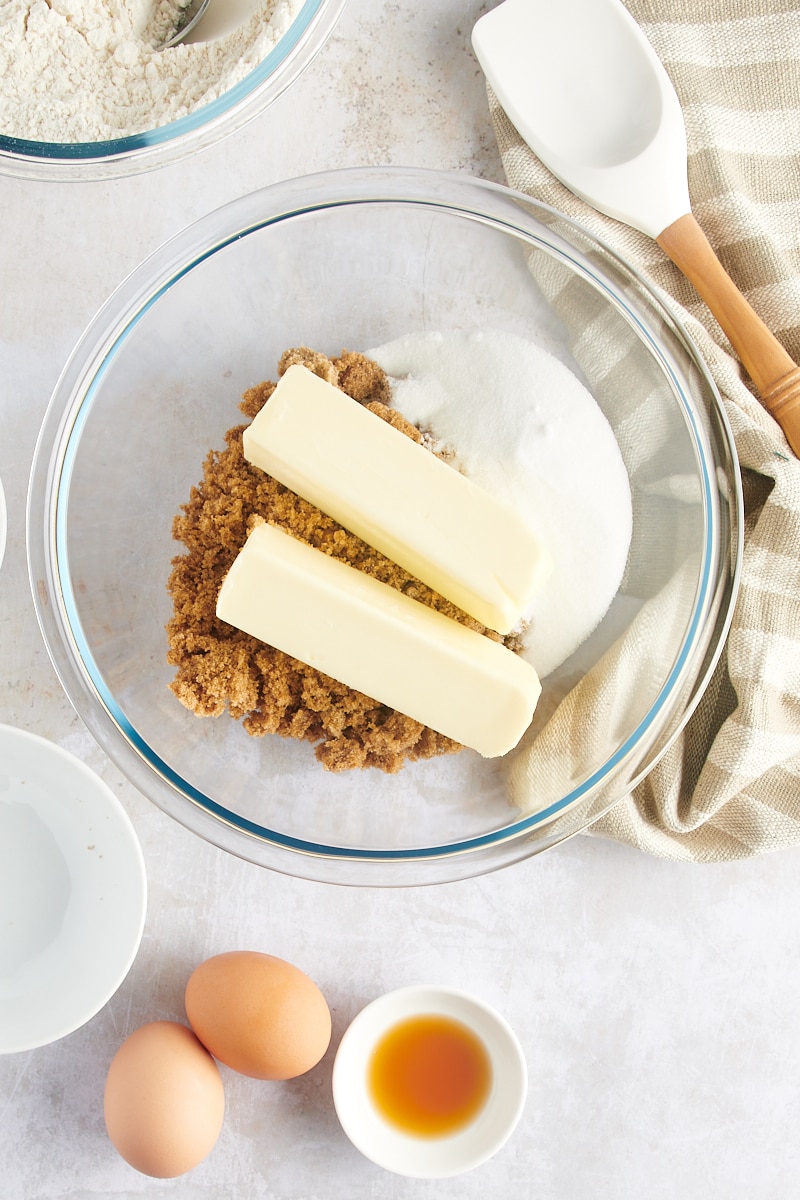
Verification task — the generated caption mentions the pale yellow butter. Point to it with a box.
[216,522,541,758]
[242,364,551,635]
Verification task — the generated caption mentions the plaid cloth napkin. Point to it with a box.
[488,0,800,860]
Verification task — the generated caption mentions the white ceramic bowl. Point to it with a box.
[332,985,527,1178]
[0,725,147,1053]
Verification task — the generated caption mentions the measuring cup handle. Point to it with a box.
[656,213,800,459]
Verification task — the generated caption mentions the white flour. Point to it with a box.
[369,329,633,680]
[0,0,302,143]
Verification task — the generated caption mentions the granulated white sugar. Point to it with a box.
[0,0,302,143]
[370,329,633,679]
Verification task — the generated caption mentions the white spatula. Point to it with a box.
[473,0,800,457]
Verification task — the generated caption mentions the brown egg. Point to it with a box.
[104,1021,225,1178]
[185,950,332,1080]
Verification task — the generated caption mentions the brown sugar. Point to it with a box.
[166,347,507,774]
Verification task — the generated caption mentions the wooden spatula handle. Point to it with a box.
[656,213,800,458]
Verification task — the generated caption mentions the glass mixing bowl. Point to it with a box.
[0,0,345,181]
[28,168,742,884]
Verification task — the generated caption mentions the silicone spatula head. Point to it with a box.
[472,0,691,238]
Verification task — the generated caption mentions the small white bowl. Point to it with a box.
[0,725,147,1053]
[332,985,527,1178]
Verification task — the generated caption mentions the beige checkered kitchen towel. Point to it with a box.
[488,0,800,860]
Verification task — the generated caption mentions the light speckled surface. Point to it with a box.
[2,2,800,1197]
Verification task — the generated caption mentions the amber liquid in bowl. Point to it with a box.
[368,1014,493,1137]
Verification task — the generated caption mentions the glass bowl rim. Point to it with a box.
[26,166,744,881]
[0,0,347,180]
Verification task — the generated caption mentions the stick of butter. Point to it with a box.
[216,522,541,759]
[242,364,551,635]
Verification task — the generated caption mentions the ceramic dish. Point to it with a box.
[0,725,147,1053]
[332,985,527,1178]
[27,167,742,885]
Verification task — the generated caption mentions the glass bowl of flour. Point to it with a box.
[0,0,345,180]
[28,168,742,884]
